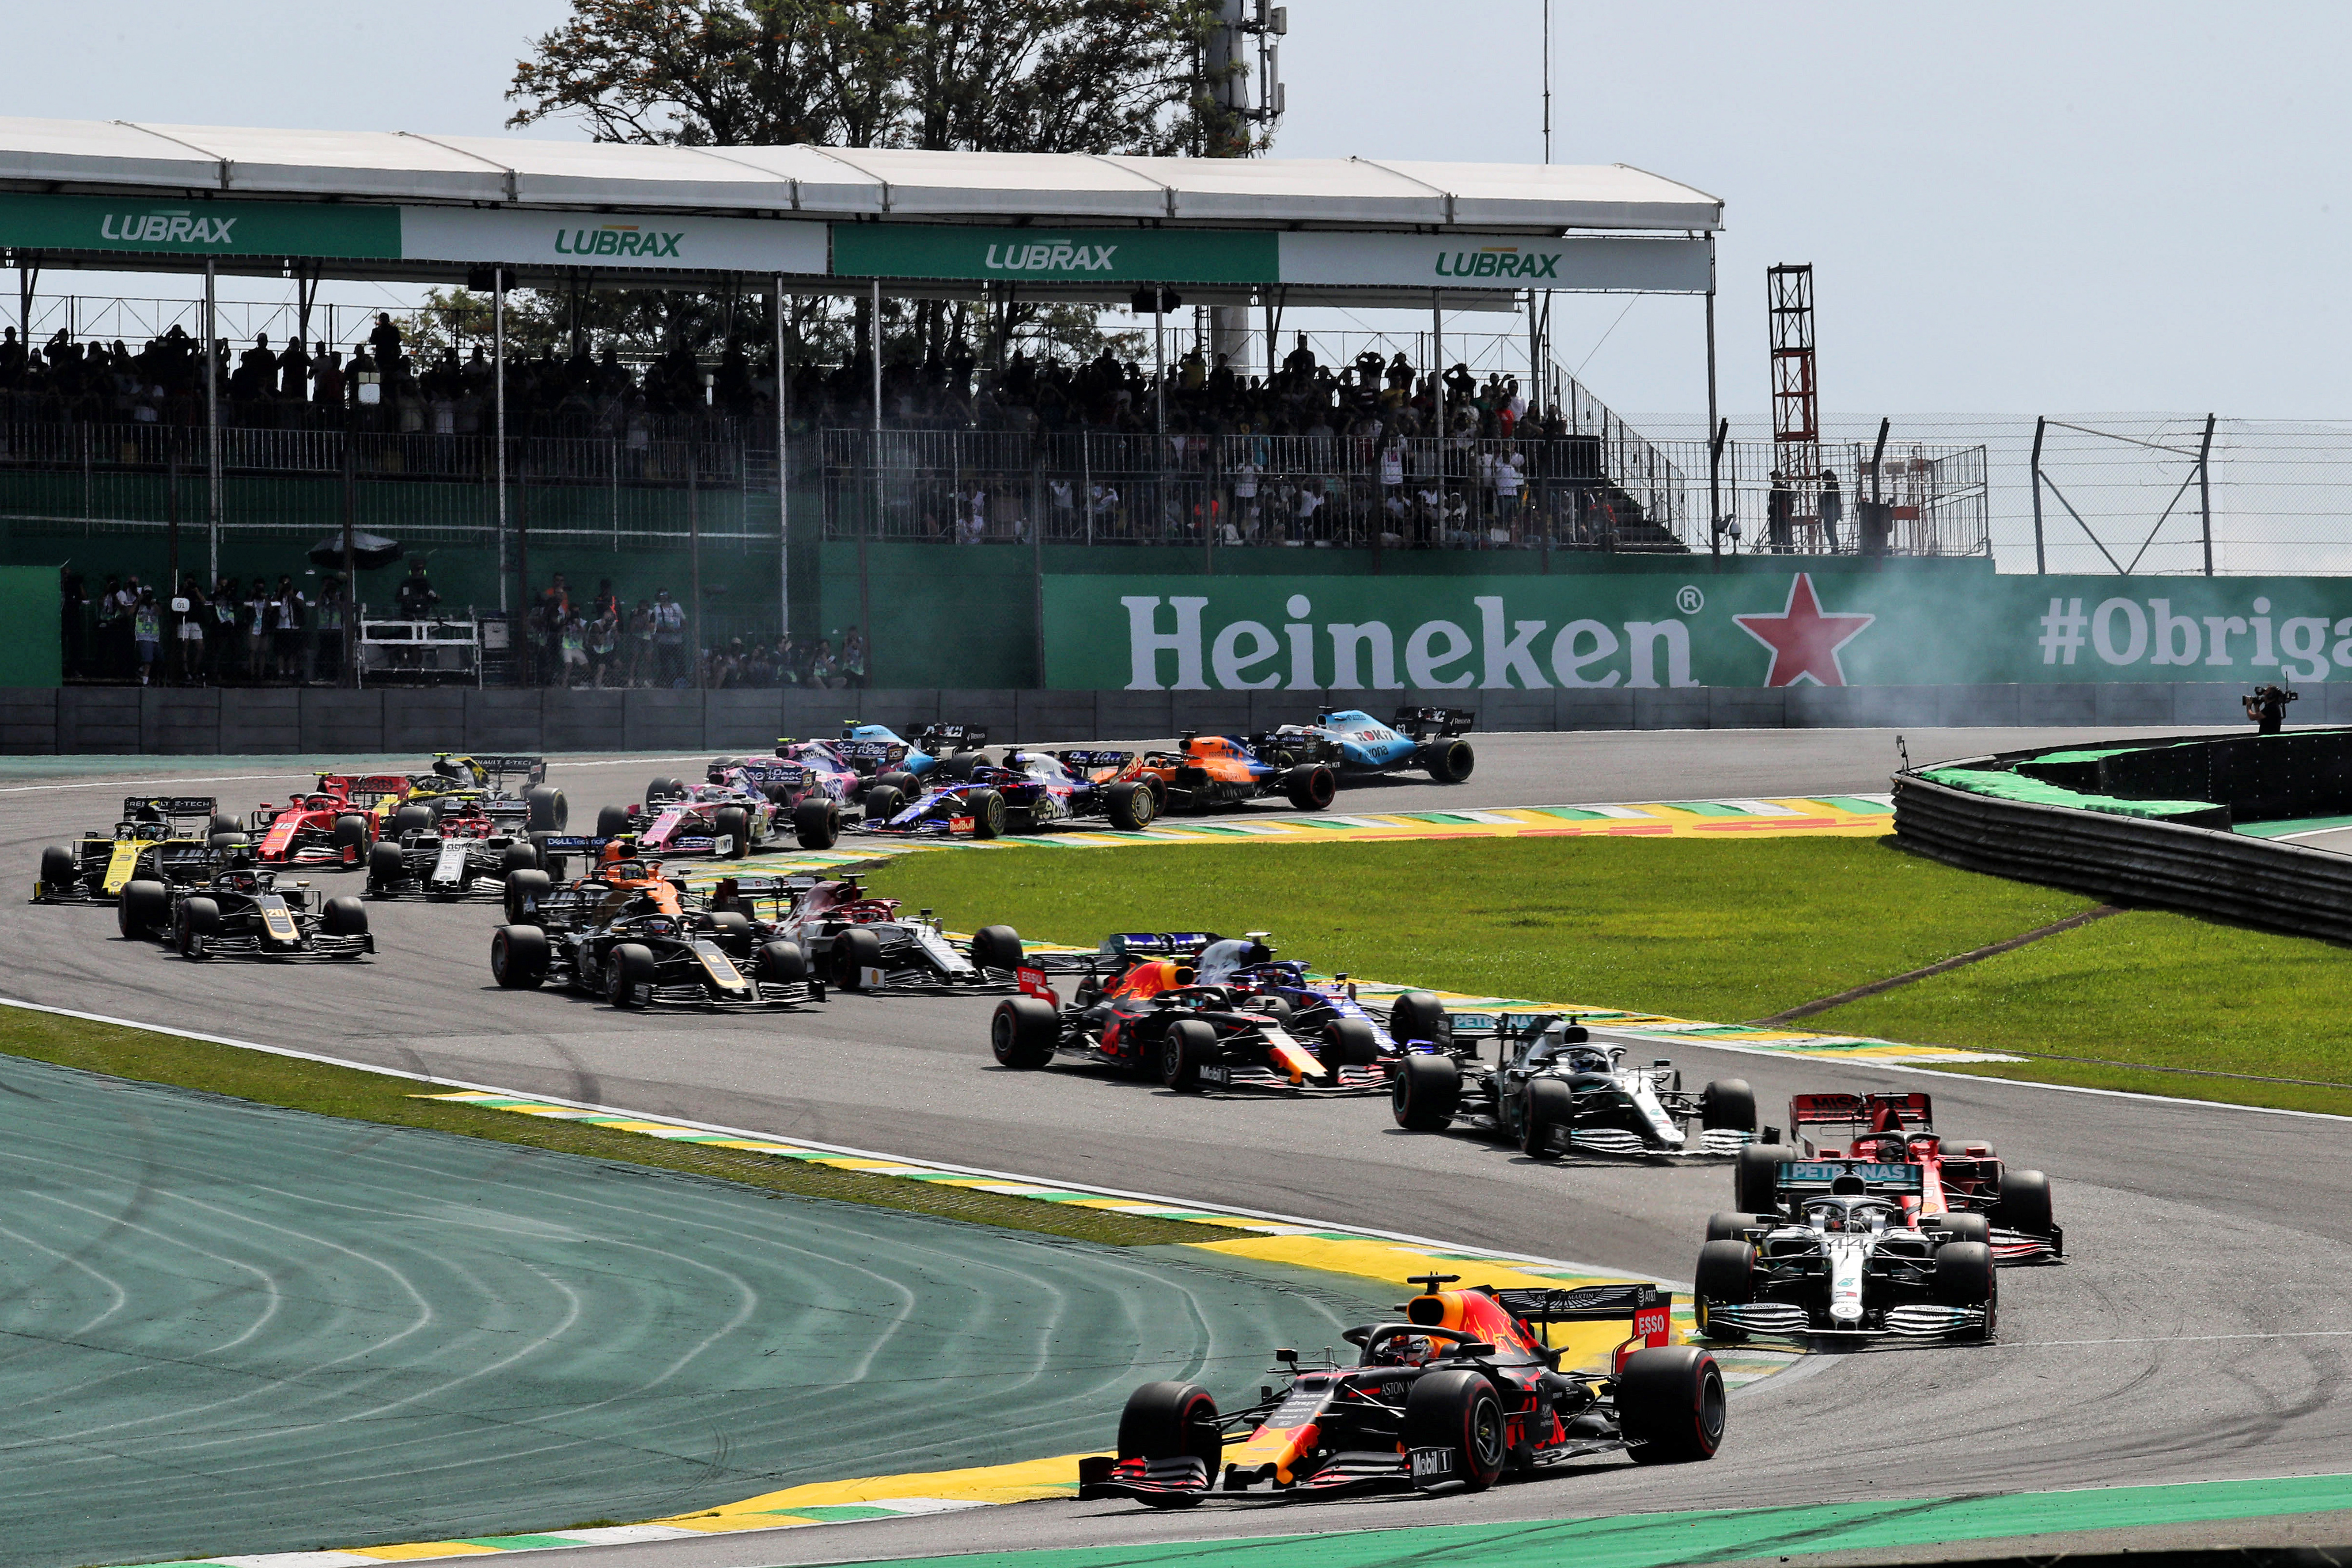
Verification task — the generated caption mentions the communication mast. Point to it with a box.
[1205,1,1287,373]
[1767,263,1821,538]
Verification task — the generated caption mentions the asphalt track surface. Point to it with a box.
[5,725,2346,1565]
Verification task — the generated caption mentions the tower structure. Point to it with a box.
[1767,263,1820,543]
[1205,1,1286,373]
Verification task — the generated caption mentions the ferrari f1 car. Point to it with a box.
[34,796,225,902]
[117,856,373,961]
[859,750,1159,839]
[242,784,378,867]
[988,931,1430,1093]
[1693,1159,1997,1344]
[1079,1273,1721,1506]
[1261,708,1476,785]
[1731,1091,2061,1263]
[592,768,783,858]
[710,874,1017,993]
[1390,1010,1761,1159]
[492,845,824,1010]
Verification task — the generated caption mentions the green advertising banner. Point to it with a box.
[0,193,399,259]
[1045,564,2352,691]
[832,223,1277,284]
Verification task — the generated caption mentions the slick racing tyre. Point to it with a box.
[1693,1240,1756,1344]
[596,803,633,839]
[860,785,903,827]
[606,942,656,1008]
[332,814,371,860]
[970,924,1023,972]
[1932,1212,1992,1246]
[38,845,77,897]
[1423,738,1475,784]
[1617,1345,1727,1463]
[208,812,243,837]
[708,909,754,956]
[1284,763,1337,811]
[1391,1052,1462,1131]
[368,841,408,893]
[1519,1077,1572,1160]
[526,785,568,832]
[645,776,685,806]
[1106,780,1156,831]
[491,925,549,989]
[1159,1019,1216,1091]
[756,939,808,983]
[1115,1381,1221,1509]
[117,878,169,939]
[936,751,981,782]
[500,842,539,877]
[504,868,553,927]
[392,804,435,838]
[1700,1078,1758,1133]
[1321,1018,1379,1083]
[992,996,1059,1068]
[1388,990,1451,1050]
[208,830,249,850]
[966,789,1006,840]
[832,924,883,990]
[1734,1144,1785,1214]
[1403,1371,1507,1492]
[714,806,752,859]
[1934,1240,1998,1341]
[322,897,368,938]
[175,895,221,959]
[875,770,920,802]
[1704,1211,1765,1242]
[1994,1169,2055,1237]
[794,798,842,849]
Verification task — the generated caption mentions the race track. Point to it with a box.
[5,725,2346,1566]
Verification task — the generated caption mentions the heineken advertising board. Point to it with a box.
[1046,567,2352,691]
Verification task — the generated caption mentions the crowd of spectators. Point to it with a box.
[59,566,349,686]
[506,573,863,691]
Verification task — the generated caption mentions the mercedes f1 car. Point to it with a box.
[1732,1091,2062,1263]
[859,750,1159,839]
[1079,1273,1721,1506]
[592,768,784,858]
[710,874,1018,994]
[117,856,372,961]
[35,796,224,902]
[1390,1010,1761,1159]
[1261,708,1476,785]
[1693,1159,1997,1344]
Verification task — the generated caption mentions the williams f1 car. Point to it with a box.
[710,874,1018,993]
[859,750,1159,839]
[1390,1010,1761,1159]
[35,796,223,902]
[1079,1274,1721,1506]
[117,856,372,961]
[1694,1159,1997,1344]
[1732,1092,2061,1263]
[1261,708,1476,785]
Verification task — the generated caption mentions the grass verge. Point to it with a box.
[871,835,2092,1024]
[0,1004,1239,1246]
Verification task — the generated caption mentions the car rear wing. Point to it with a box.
[122,795,218,824]
[467,754,547,785]
[912,723,987,750]
[717,761,812,788]
[1053,749,1134,775]
[317,773,415,807]
[1493,1283,1675,1371]
[1099,931,1220,958]
[830,739,907,770]
[1788,1091,1934,1154]
[1391,706,1476,739]
[1441,1011,1591,1057]
[1775,1159,1926,1198]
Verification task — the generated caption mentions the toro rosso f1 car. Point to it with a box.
[35,796,223,902]
[710,874,1018,994]
[1262,708,1476,785]
[1390,1011,1761,1160]
[117,856,372,961]
[1733,1092,2061,1263]
[1080,1273,1721,1506]
[1694,1159,1996,1344]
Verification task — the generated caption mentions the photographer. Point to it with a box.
[2244,683,2297,735]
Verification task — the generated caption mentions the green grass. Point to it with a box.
[871,837,2093,1024]
[0,1006,1238,1247]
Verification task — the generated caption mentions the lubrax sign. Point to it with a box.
[0,193,398,258]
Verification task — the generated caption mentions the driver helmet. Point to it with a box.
[1377,1333,1436,1367]
[431,754,464,779]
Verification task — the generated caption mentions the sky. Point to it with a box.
[8,0,2351,429]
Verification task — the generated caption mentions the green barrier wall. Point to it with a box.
[0,566,61,683]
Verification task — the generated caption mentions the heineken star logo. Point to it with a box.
[1734,573,1875,687]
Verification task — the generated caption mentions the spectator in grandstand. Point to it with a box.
[174,573,208,685]
[210,577,241,673]
[1819,467,1843,551]
[240,577,269,683]
[587,604,620,687]
[808,638,842,689]
[312,347,345,409]
[313,577,345,685]
[130,587,160,686]
[558,610,589,687]
[0,326,23,387]
[1767,471,1794,553]
[395,560,439,620]
[651,589,687,686]
[278,337,311,402]
[626,598,655,686]
[841,625,867,688]
[368,314,405,383]
[271,575,308,682]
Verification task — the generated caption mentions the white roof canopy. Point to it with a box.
[0,116,1720,233]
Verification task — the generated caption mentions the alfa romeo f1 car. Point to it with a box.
[365,797,553,899]
[860,750,1159,839]
[35,796,223,902]
[1390,1010,1761,1159]
[117,857,372,961]
[1732,1092,2061,1263]
[592,769,783,858]
[1262,708,1476,784]
[492,845,824,1010]
[710,874,1017,993]
[1693,1159,1997,1344]
[988,931,1432,1093]
[1079,1273,1721,1506]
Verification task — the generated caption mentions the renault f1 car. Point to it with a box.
[859,750,1159,839]
[117,857,372,961]
[988,930,1436,1093]
[365,797,551,899]
[35,796,223,902]
[1262,708,1476,784]
[1079,1273,1721,1506]
[1390,1011,1760,1159]
[1105,735,1338,814]
[395,754,567,832]
[709,874,1018,993]
[591,769,784,858]
[1693,1159,1997,1344]
[1731,1092,2062,1263]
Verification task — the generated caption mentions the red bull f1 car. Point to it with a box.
[1694,1159,1997,1345]
[35,796,223,903]
[1080,1274,1721,1506]
[117,855,372,961]
[709,874,1019,993]
[1732,1092,2061,1263]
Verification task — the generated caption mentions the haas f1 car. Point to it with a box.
[711,874,1016,994]
[1390,1011,1761,1160]
[1261,708,1476,785]
[1694,1159,1997,1345]
[1081,1274,1721,1506]
[35,796,224,903]
[117,856,373,961]
[1732,1092,2061,1263]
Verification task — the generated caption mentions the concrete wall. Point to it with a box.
[0,681,2334,756]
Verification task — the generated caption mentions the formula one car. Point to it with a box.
[386,754,568,833]
[1080,1273,1721,1506]
[1087,735,1338,815]
[710,747,909,850]
[491,847,823,1011]
[242,784,377,867]
[822,721,991,781]
[1390,1011,1760,1159]
[1262,708,1476,785]
[34,796,224,903]
[364,796,552,899]
[117,856,372,961]
[710,873,1018,993]
[1693,1159,1997,1344]
[988,931,1434,1093]
[860,750,1159,839]
[591,768,783,858]
[1732,1092,2061,1262]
